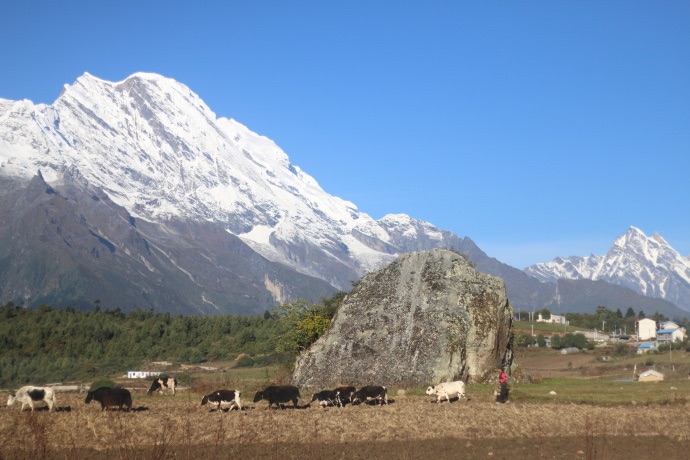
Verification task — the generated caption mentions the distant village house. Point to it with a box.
[127,371,161,379]
[637,318,657,341]
[637,369,664,382]
[659,321,687,339]
[636,342,657,354]
[656,328,685,344]
[537,313,568,325]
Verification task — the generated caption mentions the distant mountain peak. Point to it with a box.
[525,227,690,312]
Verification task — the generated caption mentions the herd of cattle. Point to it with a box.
[6,377,467,412]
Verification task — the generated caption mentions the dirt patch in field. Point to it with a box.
[516,350,596,375]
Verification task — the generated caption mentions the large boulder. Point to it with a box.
[293,248,513,389]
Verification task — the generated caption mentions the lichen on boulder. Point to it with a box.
[292,248,513,389]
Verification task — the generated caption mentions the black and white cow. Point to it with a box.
[253,385,300,409]
[7,386,56,411]
[333,386,356,407]
[201,390,242,411]
[310,390,338,407]
[351,385,388,405]
[147,376,177,396]
[85,387,132,411]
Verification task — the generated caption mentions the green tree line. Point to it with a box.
[0,292,345,387]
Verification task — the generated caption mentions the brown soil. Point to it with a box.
[515,350,600,377]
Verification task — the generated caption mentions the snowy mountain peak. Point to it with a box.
[525,227,690,312]
[0,72,460,291]
[652,232,669,247]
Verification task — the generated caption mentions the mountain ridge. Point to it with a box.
[525,226,690,312]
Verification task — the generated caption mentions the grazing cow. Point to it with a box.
[201,390,242,411]
[253,385,300,409]
[310,390,338,407]
[85,387,132,411]
[351,385,388,405]
[7,386,56,411]
[147,376,177,395]
[425,380,466,403]
[333,386,356,407]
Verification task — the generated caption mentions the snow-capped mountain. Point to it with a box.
[0,72,463,312]
[0,72,396,286]
[1,73,687,317]
[525,227,690,312]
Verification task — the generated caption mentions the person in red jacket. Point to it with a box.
[496,368,509,403]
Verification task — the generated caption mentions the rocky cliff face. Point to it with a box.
[292,249,513,389]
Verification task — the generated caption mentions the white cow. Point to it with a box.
[425,381,466,403]
[7,386,56,411]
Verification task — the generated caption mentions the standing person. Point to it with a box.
[496,368,509,403]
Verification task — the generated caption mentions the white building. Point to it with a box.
[537,313,568,325]
[637,318,657,341]
[659,321,687,340]
[127,371,161,379]
[656,328,685,344]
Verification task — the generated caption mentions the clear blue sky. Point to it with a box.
[2,1,689,268]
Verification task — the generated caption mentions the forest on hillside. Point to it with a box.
[4,299,689,388]
[0,293,344,387]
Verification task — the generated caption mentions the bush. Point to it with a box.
[551,334,562,349]
[174,372,192,385]
[514,332,536,348]
[235,355,255,368]
[614,344,629,356]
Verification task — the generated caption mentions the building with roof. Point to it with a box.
[657,328,685,344]
[637,342,657,354]
[127,371,161,379]
[660,321,680,329]
[659,321,687,338]
[637,318,657,341]
[637,369,664,382]
[537,313,568,325]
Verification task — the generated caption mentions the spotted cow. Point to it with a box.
[7,386,56,411]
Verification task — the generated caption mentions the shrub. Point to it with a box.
[514,332,536,348]
[235,355,255,368]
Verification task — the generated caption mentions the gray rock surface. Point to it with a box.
[293,248,513,389]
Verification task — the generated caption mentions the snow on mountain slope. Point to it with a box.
[0,72,447,289]
[525,227,690,311]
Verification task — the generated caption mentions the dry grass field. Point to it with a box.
[3,346,690,459]
[2,387,690,459]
